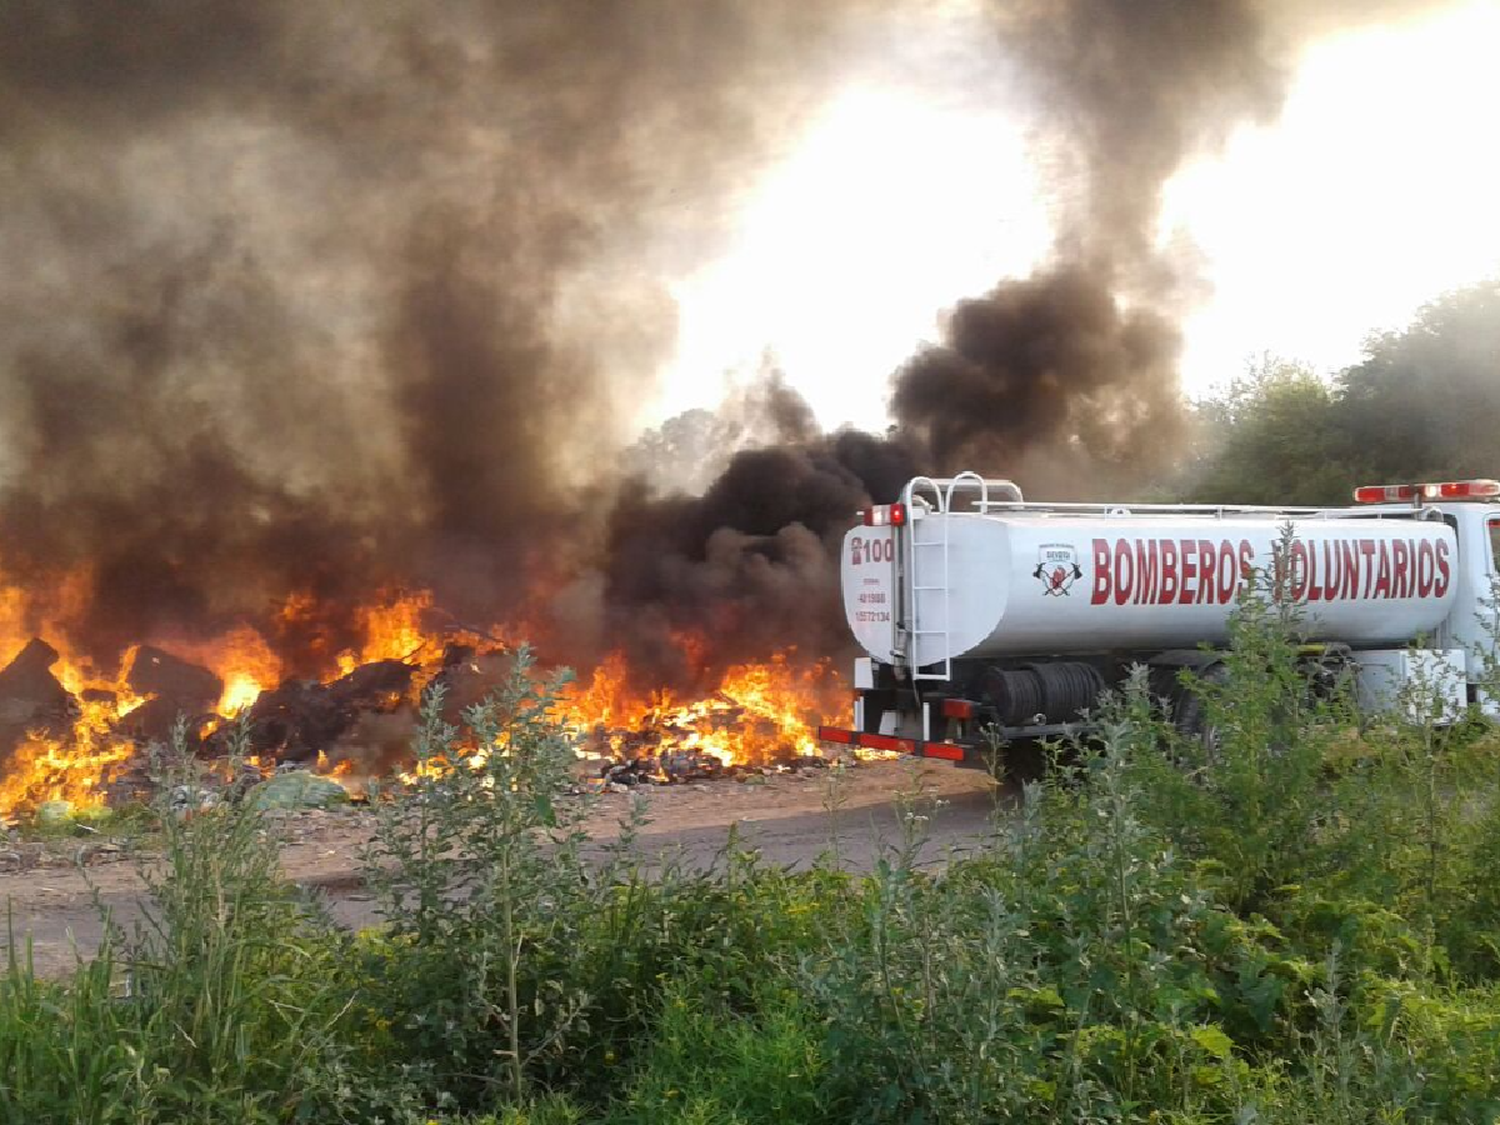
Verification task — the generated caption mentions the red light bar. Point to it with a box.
[863,503,908,527]
[1353,484,1418,504]
[1420,479,1500,500]
[1355,479,1500,503]
[941,699,976,720]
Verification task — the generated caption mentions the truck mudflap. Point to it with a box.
[816,725,967,762]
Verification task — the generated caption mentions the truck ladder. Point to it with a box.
[902,473,1018,682]
[908,497,951,682]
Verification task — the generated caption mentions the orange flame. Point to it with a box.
[336,591,438,675]
[175,625,286,717]
[0,642,147,818]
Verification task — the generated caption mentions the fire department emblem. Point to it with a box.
[1034,543,1083,597]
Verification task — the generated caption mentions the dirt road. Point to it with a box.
[3,760,1003,977]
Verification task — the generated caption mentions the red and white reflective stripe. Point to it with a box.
[817,727,967,762]
[862,503,907,527]
[855,732,916,754]
[1354,479,1500,503]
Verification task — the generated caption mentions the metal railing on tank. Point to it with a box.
[900,473,1024,517]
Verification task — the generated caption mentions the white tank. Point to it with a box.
[843,511,1457,667]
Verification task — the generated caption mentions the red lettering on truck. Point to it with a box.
[1373,541,1392,599]
[1092,539,1111,605]
[1416,539,1435,597]
[1217,541,1239,603]
[1095,537,1255,606]
[1123,538,1258,604]
[1089,533,1449,607]
[1114,538,1134,605]
[1197,541,1217,604]
[1339,541,1359,600]
[1134,540,1158,605]
[1289,540,1309,601]
[1320,541,1341,602]
[1359,539,1377,597]
[1159,539,1179,603]
[1177,539,1197,604]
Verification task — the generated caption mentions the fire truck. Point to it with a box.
[817,472,1500,766]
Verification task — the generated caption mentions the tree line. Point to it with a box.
[1177,280,1500,505]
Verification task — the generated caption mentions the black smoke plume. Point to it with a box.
[886,0,1439,482]
[889,0,1285,483]
[603,426,918,686]
[891,264,1180,482]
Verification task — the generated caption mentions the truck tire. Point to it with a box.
[1172,663,1228,759]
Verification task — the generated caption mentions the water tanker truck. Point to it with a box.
[818,472,1500,766]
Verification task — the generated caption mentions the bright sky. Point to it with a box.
[1167,1,1500,398]
[652,0,1500,434]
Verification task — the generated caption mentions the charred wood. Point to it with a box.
[215,659,416,761]
[126,646,223,710]
[0,638,75,754]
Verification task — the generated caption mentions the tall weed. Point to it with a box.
[0,726,382,1124]
[359,646,599,1108]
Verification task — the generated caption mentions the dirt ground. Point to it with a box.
[2,759,1003,978]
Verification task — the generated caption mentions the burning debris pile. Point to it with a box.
[0,593,847,823]
[568,652,845,787]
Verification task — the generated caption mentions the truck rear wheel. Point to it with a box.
[1171,663,1227,759]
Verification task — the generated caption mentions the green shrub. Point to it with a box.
[605,985,832,1125]
[1127,545,1344,915]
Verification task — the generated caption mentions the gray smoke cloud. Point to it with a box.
[0,0,868,669]
[0,0,1453,689]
